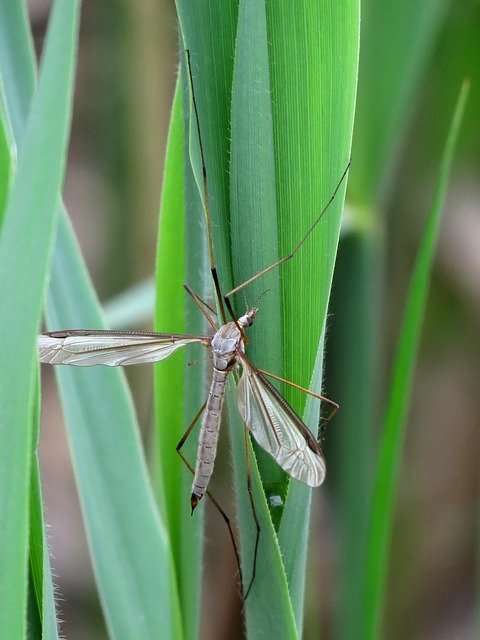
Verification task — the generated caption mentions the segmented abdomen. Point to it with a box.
[192,367,228,499]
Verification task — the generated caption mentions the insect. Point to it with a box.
[38,52,350,597]
[38,164,348,504]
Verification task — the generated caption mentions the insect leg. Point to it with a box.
[185,50,228,325]
[176,400,245,597]
[243,428,261,600]
[183,284,218,332]
[224,161,351,302]
[258,368,339,431]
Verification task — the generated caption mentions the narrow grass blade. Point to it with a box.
[351,0,450,203]
[178,3,298,634]
[230,0,283,495]
[0,2,36,139]
[230,0,359,631]
[29,419,60,639]
[45,215,183,640]
[265,4,359,630]
[103,276,155,329]
[228,5,298,635]
[0,3,79,636]
[177,1,358,634]
[361,81,470,640]
[228,387,298,638]
[154,75,203,639]
[28,372,59,639]
[332,2,450,638]
[0,79,14,223]
[174,2,239,627]
[175,1,238,296]
[1,2,183,637]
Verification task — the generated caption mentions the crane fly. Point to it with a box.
[38,160,349,506]
[38,51,350,598]
[39,307,328,497]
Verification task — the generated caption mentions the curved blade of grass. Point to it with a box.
[231,0,358,631]
[103,276,155,329]
[174,0,240,627]
[1,3,182,637]
[229,5,298,635]
[177,1,358,634]
[0,78,14,223]
[266,5,359,629]
[29,461,59,640]
[331,2,450,637]
[351,0,450,204]
[29,376,59,640]
[0,3,79,636]
[229,387,298,638]
[46,216,182,640]
[153,75,204,639]
[0,6,59,638]
[230,0,283,497]
[175,1,237,296]
[179,2,299,634]
[361,81,469,640]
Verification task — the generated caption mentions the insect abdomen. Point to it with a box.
[191,368,228,504]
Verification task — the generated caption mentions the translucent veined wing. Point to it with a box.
[236,354,326,487]
[39,330,210,366]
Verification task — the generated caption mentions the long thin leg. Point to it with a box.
[183,284,218,332]
[185,51,228,325]
[258,368,339,424]
[176,400,244,595]
[243,428,260,600]
[224,160,351,301]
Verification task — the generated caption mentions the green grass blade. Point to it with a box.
[0,79,14,223]
[0,3,79,637]
[29,372,60,639]
[177,1,358,634]
[265,4,359,628]
[229,391,299,638]
[230,0,359,631]
[0,2,36,140]
[154,75,203,639]
[230,0,283,495]
[103,276,155,329]
[45,214,182,640]
[174,0,239,628]
[361,81,470,640]
[1,2,182,637]
[331,3,451,636]
[29,461,60,640]
[175,2,237,295]
[351,0,450,204]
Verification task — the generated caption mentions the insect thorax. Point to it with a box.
[211,322,243,371]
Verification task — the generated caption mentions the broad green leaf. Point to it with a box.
[361,81,469,640]
[0,3,79,637]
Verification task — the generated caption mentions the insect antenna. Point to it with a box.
[185,51,229,325]
[251,288,270,309]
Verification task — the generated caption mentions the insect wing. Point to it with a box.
[39,330,209,366]
[236,355,326,487]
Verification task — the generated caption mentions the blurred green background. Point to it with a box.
[32,0,479,638]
